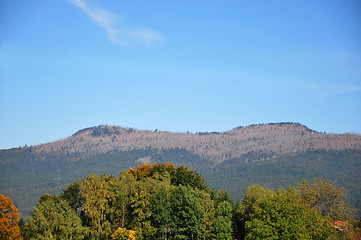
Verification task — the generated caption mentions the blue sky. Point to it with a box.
[0,0,360,149]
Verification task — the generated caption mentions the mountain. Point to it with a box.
[1,122,360,217]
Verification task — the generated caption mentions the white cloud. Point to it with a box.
[69,0,165,47]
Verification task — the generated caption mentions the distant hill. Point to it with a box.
[1,122,360,217]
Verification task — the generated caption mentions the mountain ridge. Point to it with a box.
[1,122,361,217]
[28,122,361,164]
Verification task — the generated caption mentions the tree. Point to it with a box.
[298,178,353,220]
[170,185,204,240]
[0,193,23,240]
[232,199,242,240]
[60,182,83,211]
[172,166,208,190]
[27,194,86,240]
[114,171,137,229]
[111,227,137,240]
[244,188,334,240]
[80,173,113,240]
[233,185,274,240]
[214,189,232,206]
[128,163,208,191]
[213,201,233,240]
[297,178,359,239]
[197,189,215,240]
[150,186,172,239]
[17,218,29,239]
[128,179,154,238]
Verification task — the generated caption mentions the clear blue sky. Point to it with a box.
[1,0,360,149]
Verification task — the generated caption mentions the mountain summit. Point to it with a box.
[31,122,361,164]
[1,122,360,217]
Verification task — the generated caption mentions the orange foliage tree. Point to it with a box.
[128,162,176,180]
[0,193,23,240]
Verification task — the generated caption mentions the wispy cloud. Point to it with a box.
[69,0,165,47]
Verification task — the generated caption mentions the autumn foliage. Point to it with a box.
[128,162,176,180]
[12,163,361,239]
[111,227,137,240]
[298,178,352,220]
[0,193,23,240]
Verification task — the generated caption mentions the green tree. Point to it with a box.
[18,218,30,239]
[245,188,334,240]
[128,163,208,191]
[150,185,172,239]
[60,182,83,211]
[128,179,154,238]
[213,201,233,240]
[23,164,241,240]
[232,199,242,240]
[215,189,232,206]
[172,166,208,191]
[234,185,274,240]
[171,185,204,240]
[27,194,86,240]
[197,189,214,240]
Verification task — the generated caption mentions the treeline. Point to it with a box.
[206,150,361,217]
[1,163,360,239]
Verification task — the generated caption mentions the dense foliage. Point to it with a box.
[1,148,360,219]
[2,163,360,239]
[233,179,360,240]
[0,193,23,240]
[206,150,361,217]
[18,163,233,239]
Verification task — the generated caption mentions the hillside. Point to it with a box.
[28,122,361,163]
[1,122,361,217]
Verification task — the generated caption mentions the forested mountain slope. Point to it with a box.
[1,122,360,217]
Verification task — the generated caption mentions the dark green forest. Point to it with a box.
[2,163,360,239]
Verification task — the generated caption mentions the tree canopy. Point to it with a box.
[10,163,360,239]
[0,193,23,240]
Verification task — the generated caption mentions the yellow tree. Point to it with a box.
[111,227,136,240]
[298,178,358,239]
[298,178,353,220]
[0,193,23,240]
[80,174,112,239]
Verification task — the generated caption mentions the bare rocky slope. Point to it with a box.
[32,122,361,164]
